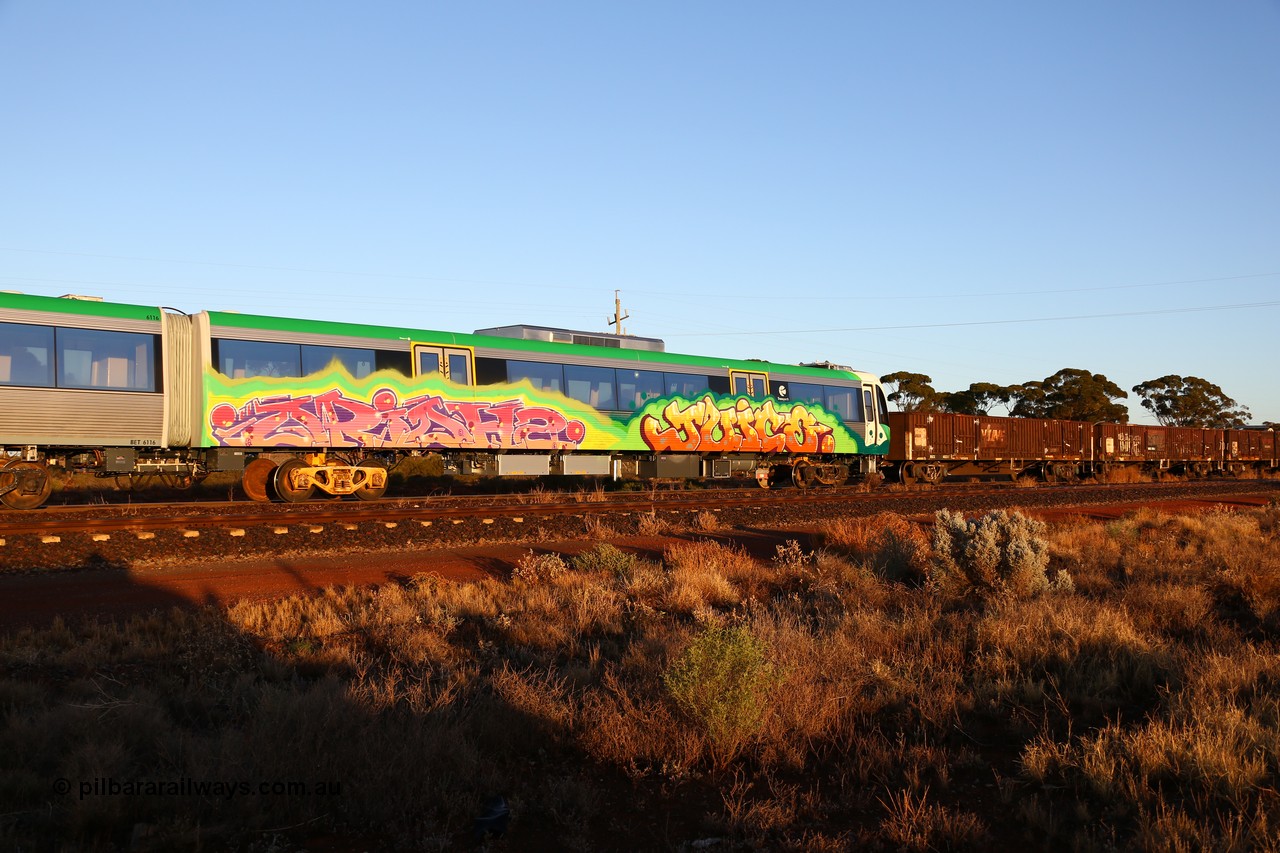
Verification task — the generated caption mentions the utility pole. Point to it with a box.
[607,290,630,336]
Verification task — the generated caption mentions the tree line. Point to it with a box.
[880,369,1261,428]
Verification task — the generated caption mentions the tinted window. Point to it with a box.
[507,360,563,393]
[57,328,158,392]
[418,350,441,374]
[785,381,824,407]
[215,339,301,379]
[565,364,616,409]
[375,350,412,376]
[823,385,864,422]
[665,372,708,398]
[0,322,54,387]
[448,353,471,385]
[475,356,508,385]
[302,345,375,378]
[617,368,664,410]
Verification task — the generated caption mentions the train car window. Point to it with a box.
[0,322,55,387]
[665,372,709,399]
[475,356,508,385]
[823,386,863,422]
[418,350,440,374]
[786,382,825,407]
[708,375,730,395]
[302,345,375,378]
[876,386,889,421]
[374,350,412,376]
[214,339,301,379]
[565,364,616,410]
[507,359,564,394]
[447,352,471,385]
[863,388,874,422]
[616,369,664,410]
[56,328,158,392]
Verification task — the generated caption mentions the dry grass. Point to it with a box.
[819,512,931,581]
[1096,465,1152,484]
[5,502,1280,850]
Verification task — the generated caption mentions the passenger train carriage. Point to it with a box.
[1,292,891,508]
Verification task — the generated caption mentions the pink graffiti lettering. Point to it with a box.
[210,388,588,450]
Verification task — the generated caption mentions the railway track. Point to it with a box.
[1,478,1275,556]
[0,478,1254,535]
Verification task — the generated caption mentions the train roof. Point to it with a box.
[205,308,878,383]
[0,290,164,322]
[0,291,878,384]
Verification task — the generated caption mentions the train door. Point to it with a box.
[952,416,978,457]
[413,344,474,384]
[729,370,768,399]
[861,384,880,443]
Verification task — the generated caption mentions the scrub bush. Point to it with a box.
[929,509,1064,599]
[663,624,776,766]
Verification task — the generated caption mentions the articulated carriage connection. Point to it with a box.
[1,293,891,509]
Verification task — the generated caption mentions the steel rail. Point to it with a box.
[0,478,1263,538]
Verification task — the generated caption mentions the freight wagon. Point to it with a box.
[890,411,1277,483]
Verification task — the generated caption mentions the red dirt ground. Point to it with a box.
[0,493,1272,632]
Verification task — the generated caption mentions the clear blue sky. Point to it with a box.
[3,1,1278,423]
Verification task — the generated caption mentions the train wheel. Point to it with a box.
[755,466,772,489]
[1,461,53,510]
[1093,463,1111,482]
[791,460,817,489]
[353,461,389,501]
[899,463,917,486]
[273,458,316,503]
[241,458,279,503]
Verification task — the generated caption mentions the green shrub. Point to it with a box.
[512,551,569,583]
[663,624,775,766]
[929,509,1064,599]
[570,543,635,577]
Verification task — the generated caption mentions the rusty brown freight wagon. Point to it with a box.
[1096,424,1214,477]
[1091,424,1275,478]
[886,412,1090,484]
[1222,427,1277,474]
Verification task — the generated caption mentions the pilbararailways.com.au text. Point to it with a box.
[54,776,344,801]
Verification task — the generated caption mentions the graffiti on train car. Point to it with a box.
[203,367,623,450]
[203,366,871,455]
[636,395,853,454]
[208,389,589,449]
